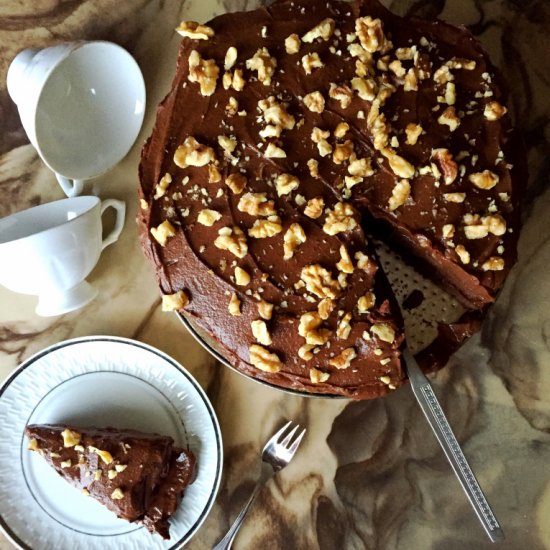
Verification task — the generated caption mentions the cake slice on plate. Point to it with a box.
[25,423,195,539]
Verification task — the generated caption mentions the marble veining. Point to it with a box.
[1,0,550,549]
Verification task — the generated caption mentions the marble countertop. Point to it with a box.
[1,0,550,548]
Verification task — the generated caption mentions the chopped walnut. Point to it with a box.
[433,65,454,85]
[348,156,374,177]
[300,264,340,299]
[251,319,272,345]
[443,193,466,203]
[389,59,405,77]
[140,198,148,210]
[188,50,219,96]
[151,220,176,247]
[431,148,458,185]
[176,21,214,40]
[318,298,335,320]
[265,143,287,158]
[469,170,499,190]
[209,165,222,183]
[336,313,352,339]
[302,53,324,75]
[484,101,507,121]
[481,257,505,271]
[238,192,276,216]
[310,367,330,383]
[358,292,376,313]
[249,216,283,238]
[246,47,277,85]
[405,123,422,146]
[174,136,216,168]
[445,57,476,70]
[355,251,370,270]
[307,159,319,178]
[311,127,332,157]
[154,173,172,200]
[329,83,353,109]
[388,179,410,211]
[334,122,350,139]
[381,148,415,179]
[162,290,189,311]
[249,344,282,372]
[444,82,456,105]
[258,96,296,131]
[336,245,354,273]
[367,103,390,150]
[285,33,301,54]
[218,135,237,157]
[283,223,306,260]
[455,245,470,264]
[370,323,395,343]
[223,69,246,91]
[442,224,455,239]
[304,197,324,219]
[404,68,419,91]
[111,488,124,500]
[258,299,273,320]
[438,106,461,131]
[302,18,335,43]
[225,173,247,194]
[215,226,248,258]
[224,46,238,70]
[235,266,251,286]
[28,439,39,451]
[333,140,354,164]
[228,292,241,316]
[299,311,331,345]
[351,76,376,101]
[89,447,113,464]
[329,347,357,369]
[355,16,390,53]
[304,91,325,113]
[463,213,506,239]
[226,96,239,116]
[197,208,222,226]
[275,173,300,196]
[323,202,358,235]
[61,429,81,448]
[299,344,314,361]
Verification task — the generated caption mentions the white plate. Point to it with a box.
[0,336,223,550]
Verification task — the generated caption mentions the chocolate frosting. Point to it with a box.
[25,424,195,539]
[138,0,521,399]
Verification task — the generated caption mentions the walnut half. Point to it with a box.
[249,344,282,373]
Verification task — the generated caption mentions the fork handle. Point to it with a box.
[213,463,273,550]
[403,349,504,543]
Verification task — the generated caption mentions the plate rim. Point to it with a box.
[0,335,223,550]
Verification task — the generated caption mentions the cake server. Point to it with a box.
[403,347,504,543]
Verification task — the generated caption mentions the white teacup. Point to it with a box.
[7,41,146,197]
[0,196,125,316]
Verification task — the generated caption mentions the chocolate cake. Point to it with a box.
[25,424,195,539]
[138,0,522,399]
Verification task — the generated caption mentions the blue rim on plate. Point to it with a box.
[0,336,223,550]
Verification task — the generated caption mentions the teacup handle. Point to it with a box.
[55,173,84,197]
[100,199,126,250]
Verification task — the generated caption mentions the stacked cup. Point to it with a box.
[0,41,146,316]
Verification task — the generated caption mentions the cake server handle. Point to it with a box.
[403,348,504,543]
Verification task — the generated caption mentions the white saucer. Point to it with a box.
[0,336,223,549]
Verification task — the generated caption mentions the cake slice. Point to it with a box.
[25,424,195,539]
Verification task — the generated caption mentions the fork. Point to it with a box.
[213,421,306,550]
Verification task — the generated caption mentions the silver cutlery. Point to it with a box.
[404,347,505,543]
[213,421,306,550]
